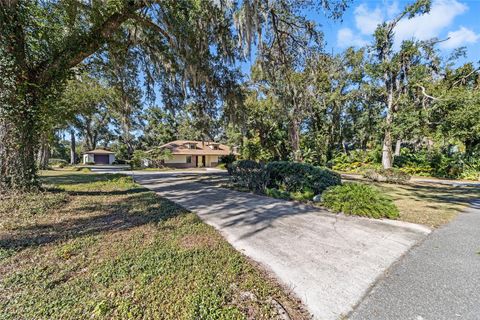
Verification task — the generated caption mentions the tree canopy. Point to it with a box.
[2,0,480,191]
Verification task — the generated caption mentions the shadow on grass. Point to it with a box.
[40,173,128,186]
[1,175,189,251]
[376,181,480,212]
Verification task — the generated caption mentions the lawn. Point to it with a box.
[0,171,308,319]
[373,181,480,227]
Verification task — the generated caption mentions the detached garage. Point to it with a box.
[82,149,115,165]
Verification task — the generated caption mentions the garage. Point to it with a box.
[94,154,110,164]
[82,149,115,165]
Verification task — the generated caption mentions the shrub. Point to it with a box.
[321,183,399,219]
[459,168,480,181]
[363,168,411,184]
[48,158,68,167]
[331,149,382,172]
[229,160,268,192]
[398,165,432,176]
[112,159,126,165]
[220,153,236,166]
[265,188,291,200]
[290,189,315,201]
[265,161,341,195]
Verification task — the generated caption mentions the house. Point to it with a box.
[82,149,116,165]
[150,140,234,168]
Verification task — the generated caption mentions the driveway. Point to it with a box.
[134,171,430,320]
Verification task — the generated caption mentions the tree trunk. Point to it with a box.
[394,139,402,157]
[120,93,134,158]
[382,76,394,169]
[289,118,301,162]
[382,100,394,169]
[70,129,76,165]
[37,135,50,170]
[0,103,39,192]
[382,130,393,169]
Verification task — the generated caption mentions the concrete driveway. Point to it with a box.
[134,171,430,320]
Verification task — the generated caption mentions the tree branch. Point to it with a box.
[415,84,441,101]
[127,12,174,46]
[34,1,146,86]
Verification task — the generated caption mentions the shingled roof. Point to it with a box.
[155,140,234,156]
[83,149,115,155]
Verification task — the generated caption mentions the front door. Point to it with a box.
[202,155,206,167]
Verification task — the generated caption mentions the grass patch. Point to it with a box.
[373,182,480,227]
[0,171,308,319]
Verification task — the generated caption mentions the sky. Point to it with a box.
[320,0,480,61]
[240,0,480,74]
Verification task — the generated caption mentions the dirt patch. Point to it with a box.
[179,234,219,249]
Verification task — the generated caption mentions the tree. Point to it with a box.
[96,43,143,159]
[1,0,347,191]
[60,74,116,151]
[431,63,480,156]
[369,0,432,168]
[305,48,374,163]
[226,89,290,161]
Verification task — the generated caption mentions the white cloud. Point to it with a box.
[440,26,480,49]
[387,1,400,18]
[341,0,475,51]
[394,0,468,44]
[354,4,383,35]
[337,28,368,48]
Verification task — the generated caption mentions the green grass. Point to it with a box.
[373,181,480,227]
[0,171,308,319]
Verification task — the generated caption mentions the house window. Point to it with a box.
[186,156,192,163]
[209,143,219,150]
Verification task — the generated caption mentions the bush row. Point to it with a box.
[229,160,341,196]
[331,148,480,181]
[229,160,399,220]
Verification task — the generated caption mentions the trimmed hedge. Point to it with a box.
[321,183,399,219]
[228,160,268,192]
[265,161,341,195]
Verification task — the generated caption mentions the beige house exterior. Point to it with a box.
[150,140,234,168]
[82,149,115,165]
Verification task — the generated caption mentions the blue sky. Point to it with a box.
[321,0,480,61]
[240,0,480,74]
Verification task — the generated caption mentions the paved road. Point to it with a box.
[350,199,480,320]
[341,173,480,187]
[134,171,430,320]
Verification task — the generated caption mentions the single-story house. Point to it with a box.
[148,140,234,168]
[82,149,116,165]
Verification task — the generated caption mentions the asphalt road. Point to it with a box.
[350,200,480,320]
